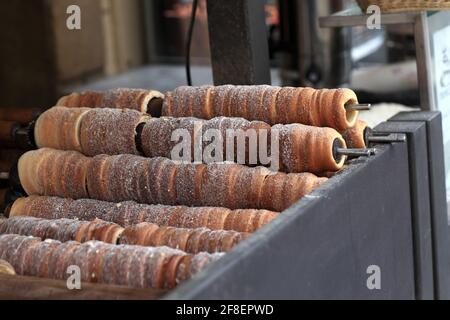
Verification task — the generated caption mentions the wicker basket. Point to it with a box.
[356,0,450,13]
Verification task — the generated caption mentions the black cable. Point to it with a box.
[186,0,199,86]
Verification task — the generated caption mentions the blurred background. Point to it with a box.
[0,0,419,109]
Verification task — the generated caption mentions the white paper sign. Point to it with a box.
[433,25,450,204]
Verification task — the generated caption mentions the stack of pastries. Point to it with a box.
[1,85,371,295]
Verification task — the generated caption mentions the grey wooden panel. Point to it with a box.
[167,143,415,300]
[390,111,450,300]
[376,121,434,300]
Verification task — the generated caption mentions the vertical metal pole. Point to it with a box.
[206,0,271,85]
[414,12,435,110]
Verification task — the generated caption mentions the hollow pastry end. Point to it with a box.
[332,137,347,168]
[144,91,165,116]
[344,99,359,128]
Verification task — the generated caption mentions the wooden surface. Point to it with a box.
[0,0,105,107]
[0,121,18,147]
[319,6,420,28]
[0,107,41,125]
[50,0,105,83]
[0,0,56,107]
[0,274,165,300]
[101,0,146,75]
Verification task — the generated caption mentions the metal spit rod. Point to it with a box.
[336,148,377,158]
[368,133,407,143]
[345,103,372,111]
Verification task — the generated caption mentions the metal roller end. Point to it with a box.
[0,172,9,180]
[368,133,407,144]
[345,103,372,111]
[336,148,376,158]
